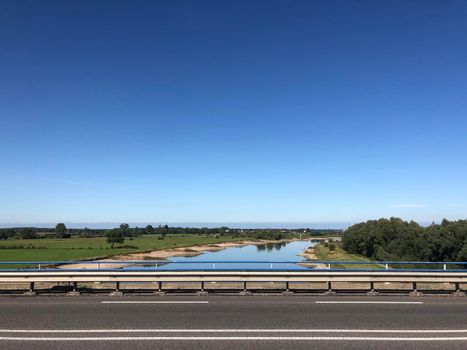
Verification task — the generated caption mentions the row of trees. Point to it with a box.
[342,217,467,261]
[103,224,293,248]
[0,223,69,240]
[0,224,341,241]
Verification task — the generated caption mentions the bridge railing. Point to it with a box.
[0,260,466,272]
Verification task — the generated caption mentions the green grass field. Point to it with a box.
[0,235,245,263]
[312,243,382,269]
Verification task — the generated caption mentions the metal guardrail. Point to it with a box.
[0,261,466,295]
[0,269,466,295]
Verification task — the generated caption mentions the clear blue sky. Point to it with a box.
[1,0,466,228]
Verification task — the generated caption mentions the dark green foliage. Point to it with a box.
[19,229,37,240]
[132,226,144,237]
[106,229,125,248]
[342,218,467,262]
[252,230,285,240]
[55,223,67,238]
[119,223,129,236]
[0,225,340,241]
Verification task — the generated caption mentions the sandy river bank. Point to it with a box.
[60,238,301,269]
[297,246,328,269]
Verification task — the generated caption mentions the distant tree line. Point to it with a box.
[342,217,467,261]
[0,224,341,241]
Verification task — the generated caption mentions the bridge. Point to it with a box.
[1,261,466,296]
[1,261,466,349]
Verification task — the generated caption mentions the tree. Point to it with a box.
[342,218,467,262]
[107,230,125,248]
[458,243,467,261]
[119,223,129,236]
[55,223,67,238]
[145,225,154,234]
[131,226,144,237]
[20,229,36,239]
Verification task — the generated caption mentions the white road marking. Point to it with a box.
[100,301,209,304]
[315,301,423,304]
[0,329,465,333]
[1,336,467,341]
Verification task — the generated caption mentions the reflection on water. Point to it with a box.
[146,240,317,271]
[256,242,287,252]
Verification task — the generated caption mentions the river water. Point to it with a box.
[157,240,317,270]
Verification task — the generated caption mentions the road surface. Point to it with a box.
[0,295,466,349]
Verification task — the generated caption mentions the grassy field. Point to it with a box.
[0,235,245,263]
[312,243,382,269]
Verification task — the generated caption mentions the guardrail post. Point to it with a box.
[452,282,465,296]
[67,282,80,296]
[197,281,208,296]
[110,281,123,296]
[240,281,252,296]
[367,281,379,296]
[409,281,423,297]
[24,282,36,296]
[324,281,336,295]
[385,264,388,270]
[154,281,165,296]
[443,264,447,270]
[282,281,294,295]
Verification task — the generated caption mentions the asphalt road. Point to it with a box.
[0,295,466,350]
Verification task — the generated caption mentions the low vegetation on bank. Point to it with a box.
[311,241,382,269]
[0,223,340,263]
[0,235,247,262]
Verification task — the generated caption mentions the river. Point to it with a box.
[157,240,317,270]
